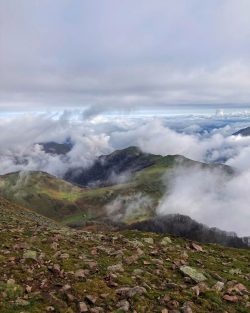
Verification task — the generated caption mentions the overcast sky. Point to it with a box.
[1,0,250,112]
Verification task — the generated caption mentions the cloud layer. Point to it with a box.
[1,1,250,110]
[0,111,249,235]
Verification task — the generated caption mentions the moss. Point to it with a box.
[0,282,24,300]
[74,278,116,303]
[116,275,134,286]
[203,291,223,305]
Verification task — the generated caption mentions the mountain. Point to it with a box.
[38,140,73,155]
[64,146,161,186]
[64,146,232,187]
[128,214,250,248]
[0,171,84,220]
[0,147,233,229]
[0,196,249,313]
[233,126,250,136]
[0,168,246,248]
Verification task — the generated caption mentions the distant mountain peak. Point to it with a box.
[37,140,73,155]
[233,126,250,137]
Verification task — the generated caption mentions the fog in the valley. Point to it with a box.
[0,111,250,235]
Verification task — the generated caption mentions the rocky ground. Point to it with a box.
[0,197,249,313]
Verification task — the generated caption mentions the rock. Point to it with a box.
[25,285,32,293]
[60,253,69,259]
[7,278,15,285]
[213,281,224,292]
[159,294,171,304]
[181,302,193,313]
[228,283,248,295]
[166,283,179,290]
[133,269,143,275]
[23,250,37,260]
[191,282,208,296]
[161,309,169,313]
[190,243,203,252]
[180,266,207,283]
[15,298,30,306]
[223,294,239,303]
[210,272,225,282]
[90,308,104,313]
[66,293,75,302]
[129,240,144,248]
[167,300,179,309]
[61,284,71,292]
[124,255,139,265]
[78,301,88,312]
[48,263,61,275]
[161,237,172,245]
[116,286,146,298]
[86,261,97,269]
[116,299,130,311]
[85,295,97,304]
[229,268,241,275]
[143,237,154,244]
[75,269,87,278]
[107,263,124,273]
[127,286,146,297]
[181,251,189,259]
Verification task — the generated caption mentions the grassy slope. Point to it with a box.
[0,171,85,220]
[0,197,249,313]
[0,154,233,226]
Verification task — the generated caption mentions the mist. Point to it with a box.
[0,111,250,236]
[157,165,250,236]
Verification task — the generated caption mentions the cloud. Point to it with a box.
[0,111,250,235]
[105,193,153,223]
[157,165,250,236]
[1,1,250,110]
[1,111,250,176]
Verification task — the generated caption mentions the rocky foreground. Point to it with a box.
[0,198,249,313]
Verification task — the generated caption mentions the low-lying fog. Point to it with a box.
[0,111,250,236]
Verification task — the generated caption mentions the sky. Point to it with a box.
[1,0,250,112]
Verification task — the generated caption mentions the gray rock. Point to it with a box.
[107,263,124,273]
[143,237,154,244]
[180,266,207,283]
[23,250,37,260]
[161,237,172,245]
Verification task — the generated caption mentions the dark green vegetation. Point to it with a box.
[129,214,250,249]
[0,197,249,313]
[64,146,232,187]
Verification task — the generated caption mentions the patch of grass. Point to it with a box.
[0,282,24,300]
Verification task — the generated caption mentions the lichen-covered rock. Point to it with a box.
[107,263,124,273]
[161,237,172,245]
[143,237,154,244]
[23,250,37,260]
[180,266,207,283]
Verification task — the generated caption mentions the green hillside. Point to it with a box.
[0,196,249,313]
[0,149,233,227]
[0,171,84,220]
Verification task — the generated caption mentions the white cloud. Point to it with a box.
[0,111,249,235]
[1,1,250,109]
[157,165,250,236]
